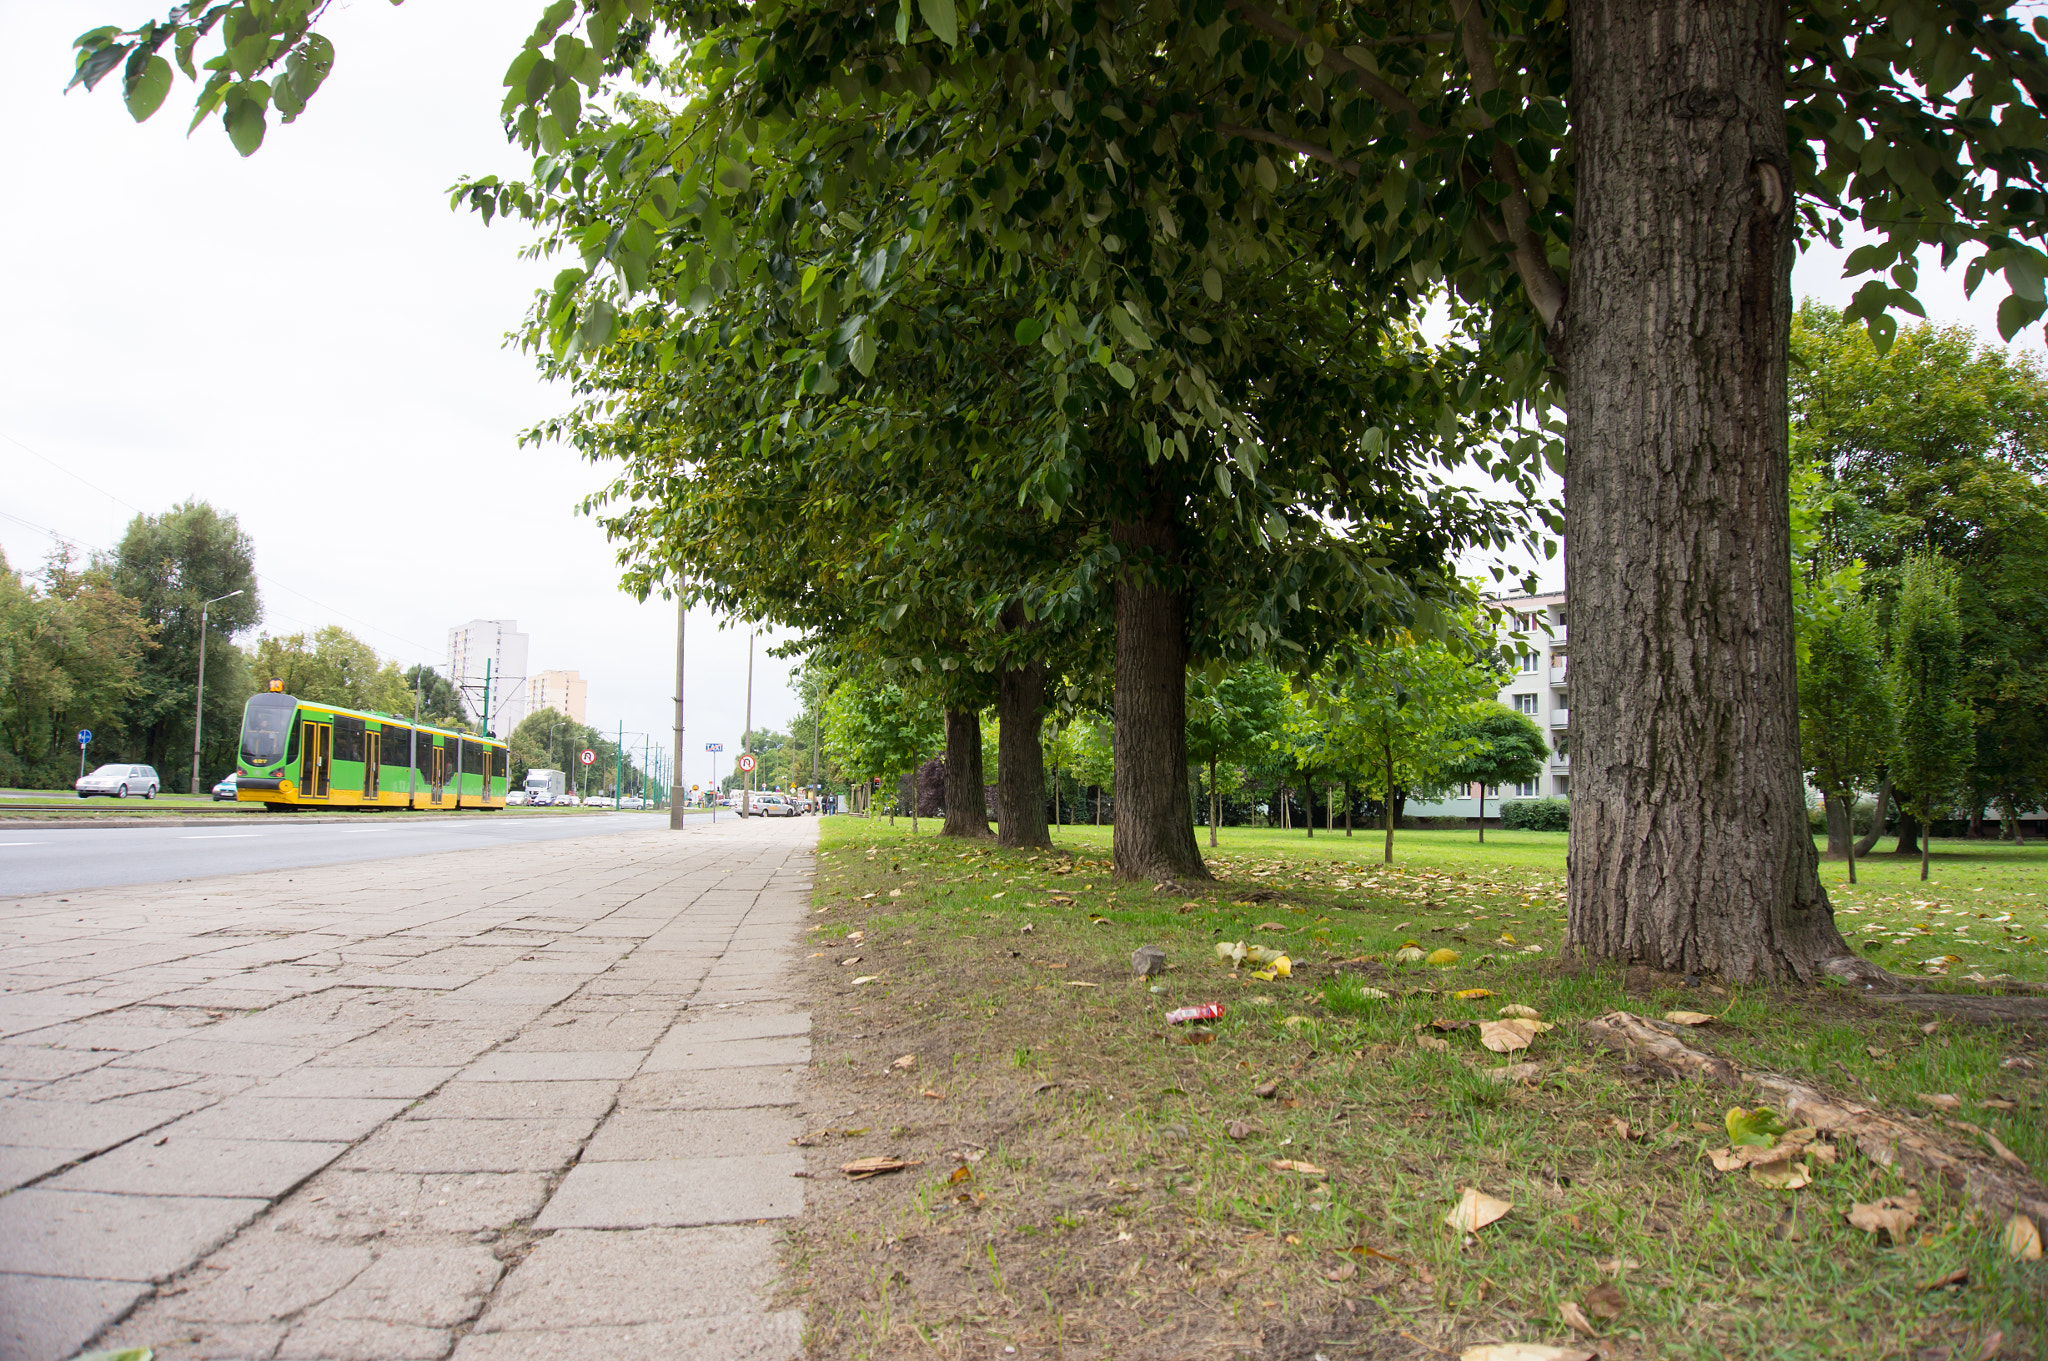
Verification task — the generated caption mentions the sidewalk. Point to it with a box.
[0,815,819,1361]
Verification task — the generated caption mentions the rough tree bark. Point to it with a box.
[1111,509,1210,881]
[1823,793,1852,861]
[940,708,991,839]
[1894,811,1922,858]
[995,664,1051,849]
[1566,0,1861,982]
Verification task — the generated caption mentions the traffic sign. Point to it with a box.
[579,749,596,766]
[77,729,92,746]
[735,753,757,773]
[704,742,724,752]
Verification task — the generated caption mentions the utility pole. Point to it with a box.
[481,658,493,737]
[188,589,245,794]
[671,595,686,829]
[742,633,756,816]
[614,720,624,810]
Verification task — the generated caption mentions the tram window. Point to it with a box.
[333,717,364,763]
[381,727,412,768]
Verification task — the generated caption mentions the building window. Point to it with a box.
[1514,780,1540,798]
[1554,775,1570,797]
[1484,785,1500,797]
[1513,693,1538,715]
[1520,649,1539,672]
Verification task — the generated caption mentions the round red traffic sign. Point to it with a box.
[735,753,757,772]
[579,749,596,765]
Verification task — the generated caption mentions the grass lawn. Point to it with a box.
[787,818,2046,1360]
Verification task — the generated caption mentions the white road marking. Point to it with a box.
[180,833,261,840]
[0,841,49,847]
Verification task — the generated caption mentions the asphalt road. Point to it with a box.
[0,810,731,896]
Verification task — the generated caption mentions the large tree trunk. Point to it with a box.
[1111,512,1209,881]
[1853,777,1891,857]
[940,708,991,839]
[1565,0,1857,982]
[995,664,1051,849]
[1823,793,1852,860]
[1894,811,1921,857]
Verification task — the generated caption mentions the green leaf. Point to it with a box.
[223,94,267,157]
[850,331,878,376]
[894,1,911,45]
[288,34,334,105]
[577,297,618,349]
[919,0,959,47]
[123,54,172,122]
[69,39,131,93]
[1107,360,1136,389]
[1202,267,1223,302]
[1014,317,1046,345]
[1725,1105,1788,1148]
[1997,292,2045,342]
[1254,156,1277,192]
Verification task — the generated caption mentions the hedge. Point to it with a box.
[1501,797,1570,831]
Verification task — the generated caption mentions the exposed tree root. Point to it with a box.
[1583,1011,2048,1233]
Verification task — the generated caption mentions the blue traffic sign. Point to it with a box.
[77,729,92,745]
[704,742,724,752]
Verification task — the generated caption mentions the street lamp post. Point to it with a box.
[188,589,245,795]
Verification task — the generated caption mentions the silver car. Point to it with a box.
[77,763,161,799]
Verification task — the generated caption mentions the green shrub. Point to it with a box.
[1501,797,1570,831]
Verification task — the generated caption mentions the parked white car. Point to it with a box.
[504,790,529,805]
[77,763,160,799]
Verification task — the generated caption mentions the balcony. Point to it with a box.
[1550,752,1571,768]
[1550,708,1570,728]
[1549,665,1568,686]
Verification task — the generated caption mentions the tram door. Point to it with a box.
[301,721,332,798]
[364,731,381,800]
[428,744,448,805]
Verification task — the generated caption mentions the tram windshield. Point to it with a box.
[240,692,298,765]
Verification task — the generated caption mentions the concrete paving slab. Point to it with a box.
[141,1228,376,1323]
[310,1241,502,1327]
[474,1225,781,1328]
[615,1068,804,1112]
[452,1311,804,1360]
[257,1066,455,1099]
[337,1117,596,1174]
[0,1142,90,1193]
[404,1080,618,1122]
[0,1188,265,1280]
[0,1273,152,1361]
[456,1051,643,1083]
[266,1170,553,1240]
[581,1108,804,1162]
[272,1316,451,1359]
[165,1096,410,1143]
[533,1152,805,1229]
[657,1009,811,1045]
[640,1032,810,1073]
[0,1097,177,1151]
[48,1134,348,1198]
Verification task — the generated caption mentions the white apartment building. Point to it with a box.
[448,619,530,738]
[528,669,588,725]
[1406,591,1571,820]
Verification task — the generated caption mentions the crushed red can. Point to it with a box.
[1164,1003,1227,1025]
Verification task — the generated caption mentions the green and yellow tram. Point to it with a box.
[233,681,508,811]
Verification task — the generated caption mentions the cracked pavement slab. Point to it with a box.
[0,814,816,1361]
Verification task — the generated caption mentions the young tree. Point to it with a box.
[0,547,155,787]
[1889,556,1974,882]
[823,680,943,828]
[1185,662,1288,847]
[1441,704,1549,843]
[1799,600,1894,882]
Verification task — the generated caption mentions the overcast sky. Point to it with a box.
[4,4,2040,746]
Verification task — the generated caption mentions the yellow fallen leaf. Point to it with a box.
[1498,1004,1541,1019]
[1663,1011,1716,1025]
[1445,1186,1513,1233]
[1269,1159,1326,1175]
[1426,948,1461,966]
[1453,988,1495,1000]
[1393,947,1426,964]
[2006,1213,2043,1262]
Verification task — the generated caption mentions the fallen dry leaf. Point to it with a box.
[2007,1213,2044,1262]
[1498,1004,1542,1019]
[1253,1078,1281,1099]
[1916,1092,1963,1111]
[1595,1256,1644,1275]
[1480,1062,1544,1084]
[1269,1159,1326,1175]
[947,1165,972,1184]
[1558,1300,1595,1335]
[1583,1281,1627,1320]
[850,975,879,986]
[1867,1046,1890,1059]
[920,1088,945,1100]
[1606,1116,1636,1141]
[1984,1130,2028,1171]
[1452,987,1495,1000]
[1426,947,1461,966]
[1323,1259,1358,1282]
[1920,1265,1969,1291]
[890,1054,917,1070]
[1226,1119,1259,1140]
[1847,1193,1922,1241]
[1749,1160,1811,1190]
[1980,1097,2017,1111]
[1416,1035,1452,1054]
[1459,1346,1595,1361]
[840,1156,920,1180]
[1256,921,1289,932]
[1445,1186,1513,1233]
[1663,1010,1716,1025]
[1478,1020,1534,1054]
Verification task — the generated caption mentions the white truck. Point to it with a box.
[523,768,568,803]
